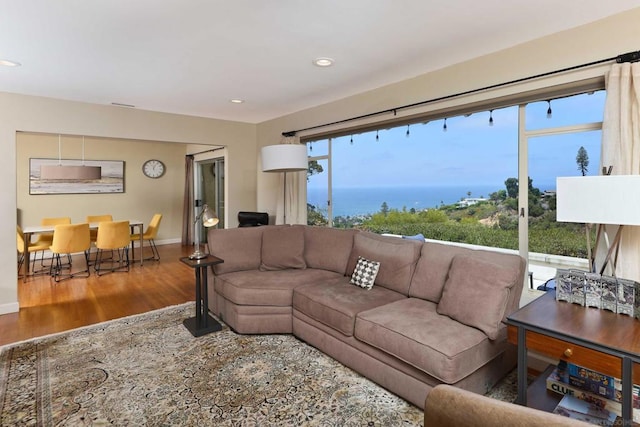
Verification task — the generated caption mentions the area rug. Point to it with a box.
[0,303,518,426]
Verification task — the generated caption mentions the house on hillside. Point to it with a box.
[457,197,489,208]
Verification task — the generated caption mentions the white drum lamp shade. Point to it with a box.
[556,176,640,226]
[261,144,308,172]
[261,144,307,224]
[556,175,640,275]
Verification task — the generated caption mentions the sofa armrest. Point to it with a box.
[424,385,590,427]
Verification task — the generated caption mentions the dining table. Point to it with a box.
[20,219,144,281]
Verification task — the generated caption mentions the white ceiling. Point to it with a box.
[1,1,638,124]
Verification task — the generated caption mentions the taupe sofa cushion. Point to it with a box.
[260,225,306,271]
[346,232,422,295]
[302,225,358,274]
[293,278,406,336]
[409,242,525,304]
[437,254,522,340]
[216,268,342,306]
[408,241,463,303]
[208,227,264,275]
[355,298,506,384]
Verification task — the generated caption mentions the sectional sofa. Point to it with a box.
[424,384,589,426]
[206,225,526,408]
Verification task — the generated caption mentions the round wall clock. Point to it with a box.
[142,159,166,178]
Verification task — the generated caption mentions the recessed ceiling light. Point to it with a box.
[313,57,334,67]
[0,59,21,67]
[230,99,244,104]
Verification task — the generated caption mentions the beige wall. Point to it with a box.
[16,133,187,241]
[1,93,256,313]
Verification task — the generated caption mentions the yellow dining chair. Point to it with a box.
[50,223,91,282]
[36,217,72,247]
[87,214,113,241]
[35,217,71,268]
[17,225,51,280]
[94,220,131,276]
[86,214,113,263]
[132,214,162,261]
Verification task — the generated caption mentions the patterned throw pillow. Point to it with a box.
[350,256,380,290]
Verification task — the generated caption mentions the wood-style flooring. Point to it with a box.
[0,243,196,346]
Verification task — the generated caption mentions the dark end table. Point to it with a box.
[180,255,224,337]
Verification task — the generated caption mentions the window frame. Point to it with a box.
[303,78,606,289]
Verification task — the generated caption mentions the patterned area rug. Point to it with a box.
[0,303,518,426]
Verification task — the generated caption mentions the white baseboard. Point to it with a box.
[130,237,181,248]
[0,302,19,315]
[155,237,181,246]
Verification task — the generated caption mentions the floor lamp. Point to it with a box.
[261,144,308,224]
[556,175,640,275]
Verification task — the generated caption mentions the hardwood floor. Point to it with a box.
[0,243,197,346]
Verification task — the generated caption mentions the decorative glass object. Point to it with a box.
[556,269,586,306]
[616,278,637,316]
[600,275,618,313]
[584,272,602,309]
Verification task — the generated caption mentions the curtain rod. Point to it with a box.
[186,147,225,157]
[282,49,639,137]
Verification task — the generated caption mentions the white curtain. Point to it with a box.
[599,62,640,280]
[278,169,306,224]
[275,136,307,225]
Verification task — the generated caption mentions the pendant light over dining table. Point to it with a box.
[40,135,102,180]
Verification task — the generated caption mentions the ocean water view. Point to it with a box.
[307,184,554,218]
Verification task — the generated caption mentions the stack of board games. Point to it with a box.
[546,360,640,423]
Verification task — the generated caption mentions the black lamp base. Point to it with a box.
[183,315,223,337]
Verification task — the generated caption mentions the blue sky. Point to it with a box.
[308,91,606,192]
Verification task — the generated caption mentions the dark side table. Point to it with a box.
[506,292,640,424]
[180,255,224,337]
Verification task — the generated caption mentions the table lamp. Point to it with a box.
[189,201,219,260]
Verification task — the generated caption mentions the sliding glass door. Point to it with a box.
[197,157,225,241]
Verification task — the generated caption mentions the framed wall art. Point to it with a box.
[29,158,125,194]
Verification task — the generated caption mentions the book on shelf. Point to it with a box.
[552,395,618,425]
[565,361,618,400]
[561,360,640,405]
[546,364,640,422]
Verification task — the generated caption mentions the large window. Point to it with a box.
[525,92,605,260]
[308,107,519,231]
[306,89,605,266]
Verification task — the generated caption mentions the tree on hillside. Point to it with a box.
[528,177,541,197]
[307,203,328,226]
[490,189,507,202]
[307,160,324,181]
[380,202,389,216]
[576,146,589,176]
[505,178,519,198]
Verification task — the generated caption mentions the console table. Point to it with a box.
[506,292,640,424]
[180,255,224,337]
